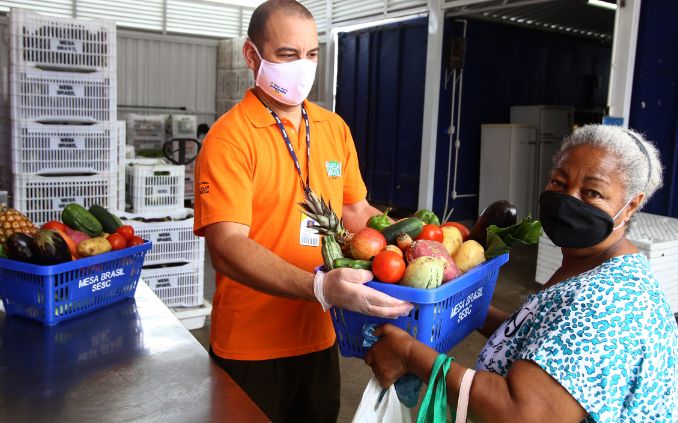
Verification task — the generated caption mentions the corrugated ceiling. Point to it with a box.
[446,0,616,43]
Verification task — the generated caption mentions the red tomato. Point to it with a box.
[116,225,135,241]
[128,236,145,247]
[441,221,470,241]
[415,224,444,243]
[107,233,127,250]
[372,251,406,284]
[42,220,67,232]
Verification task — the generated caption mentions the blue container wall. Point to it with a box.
[628,0,678,217]
[336,19,428,211]
[435,19,611,220]
[337,17,610,218]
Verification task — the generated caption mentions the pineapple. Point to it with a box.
[0,204,38,244]
[298,188,353,255]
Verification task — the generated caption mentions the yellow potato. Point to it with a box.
[76,237,112,257]
[441,226,463,256]
[452,240,486,273]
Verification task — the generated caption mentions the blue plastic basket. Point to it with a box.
[0,241,152,326]
[330,253,509,358]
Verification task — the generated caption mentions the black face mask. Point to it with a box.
[539,191,627,248]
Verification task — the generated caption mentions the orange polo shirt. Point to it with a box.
[194,90,367,360]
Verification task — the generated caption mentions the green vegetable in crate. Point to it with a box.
[321,235,343,271]
[333,258,372,270]
[381,217,424,244]
[4,232,36,263]
[366,208,392,232]
[414,209,440,226]
[400,256,446,289]
[88,204,123,234]
[31,229,71,265]
[61,204,103,237]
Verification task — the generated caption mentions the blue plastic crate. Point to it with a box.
[0,241,152,326]
[330,253,509,358]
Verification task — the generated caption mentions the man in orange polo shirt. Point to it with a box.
[193,1,412,421]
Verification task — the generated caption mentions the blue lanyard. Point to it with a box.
[261,101,311,194]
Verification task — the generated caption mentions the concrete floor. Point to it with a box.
[189,244,541,422]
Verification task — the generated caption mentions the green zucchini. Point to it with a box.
[333,258,372,270]
[381,217,424,244]
[61,204,103,237]
[88,204,123,233]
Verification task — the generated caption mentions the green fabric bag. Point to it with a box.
[416,354,455,423]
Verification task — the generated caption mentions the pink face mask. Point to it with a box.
[249,41,317,106]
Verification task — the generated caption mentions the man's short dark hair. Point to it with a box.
[247,0,314,50]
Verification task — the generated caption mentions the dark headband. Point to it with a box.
[623,129,652,190]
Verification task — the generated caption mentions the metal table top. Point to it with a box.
[0,282,269,423]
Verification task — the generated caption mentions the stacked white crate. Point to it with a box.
[125,113,168,155]
[8,9,124,224]
[536,212,678,314]
[216,37,254,116]
[123,159,209,328]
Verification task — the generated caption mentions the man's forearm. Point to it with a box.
[207,231,316,300]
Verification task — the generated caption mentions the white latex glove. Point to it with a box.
[314,268,413,319]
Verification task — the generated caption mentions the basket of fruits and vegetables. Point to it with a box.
[300,190,541,359]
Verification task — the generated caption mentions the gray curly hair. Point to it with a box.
[554,124,663,208]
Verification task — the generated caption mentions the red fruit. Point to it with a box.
[128,236,145,247]
[441,221,470,241]
[116,225,135,241]
[350,227,387,261]
[107,233,127,250]
[65,227,91,245]
[416,224,444,243]
[372,251,406,283]
[42,220,67,233]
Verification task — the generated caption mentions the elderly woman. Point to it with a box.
[365,124,677,422]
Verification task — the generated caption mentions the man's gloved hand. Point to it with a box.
[313,268,413,319]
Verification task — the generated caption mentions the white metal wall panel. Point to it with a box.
[0,1,71,17]
[387,0,427,13]
[300,0,328,32]
[331,0,384,23]
[167,1,250,38]
[77,0,163,31]
[117,33,217,122]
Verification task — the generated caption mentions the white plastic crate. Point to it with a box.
[125,159,185,212]
[141,261,205,308]
[117,208,205,266]
[12,172,118,225]
[11,121,124,175]
[167,114,197,139]
[171,300,212,330]
[10,8,116,72]
[536,212,678,313]
[10,67,116,123]
[125,144,135,160]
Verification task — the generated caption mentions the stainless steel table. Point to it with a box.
[0,282,269,423]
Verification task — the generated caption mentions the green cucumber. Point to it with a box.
[333,258,372,270]
[321,235,343,271]
[381,217,424,244]
[88,204,123,234]
[61,204,103,237]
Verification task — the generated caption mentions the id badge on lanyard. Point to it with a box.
[261,101,319,247]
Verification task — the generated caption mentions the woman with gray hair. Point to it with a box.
[364,124,677,422]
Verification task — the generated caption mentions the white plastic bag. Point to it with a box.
[352,377,413,423]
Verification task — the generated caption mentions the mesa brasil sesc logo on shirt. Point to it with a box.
[325,161,341,178]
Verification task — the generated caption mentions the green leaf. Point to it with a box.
[484,216,542,259]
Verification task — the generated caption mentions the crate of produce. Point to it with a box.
[0,241,152,326]
[125,114,167,145]
[11,121,124,175]
[10,67,116,123]
[125,159,185,212]
[117,208,205,266]
[329,253,509,359]
[141,261,204,308]
[13,173,119,226]
[10,8,116,72]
